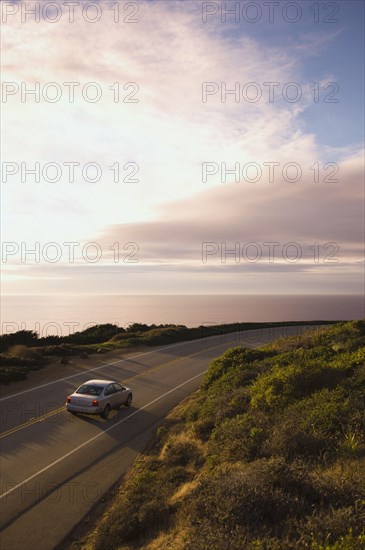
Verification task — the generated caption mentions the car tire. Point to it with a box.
[125,393,132,407]
[101,404,110,419]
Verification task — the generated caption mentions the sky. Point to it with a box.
[1,0,364,297]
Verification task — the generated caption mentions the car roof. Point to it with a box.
[81,379,117,386]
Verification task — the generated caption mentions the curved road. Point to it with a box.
[0,325,315,549]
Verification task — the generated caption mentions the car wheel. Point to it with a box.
[125,393,132,407]
[101,404,110,419]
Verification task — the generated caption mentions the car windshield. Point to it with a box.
[76,384,104,396]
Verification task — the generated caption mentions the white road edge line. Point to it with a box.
[0,336,226,402]
[0,369,207,500]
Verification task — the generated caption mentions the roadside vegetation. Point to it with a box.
[77,320,365,550]
[0,320,332,384]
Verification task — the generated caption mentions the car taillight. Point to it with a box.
[92,399,99,406]
[66,396,71,403]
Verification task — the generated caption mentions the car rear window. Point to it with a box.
[76,384,104,396]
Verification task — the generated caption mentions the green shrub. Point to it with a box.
[202,347,269,390]
[0,346,47,383]
[0,330,38,353]
[0,366,28,384]
[94,463,171,548]
[162,437,204,468]
[297,503,365,548]
[189,418,216,441]
[263,388,350,460]
[7,344,41,360]
[188,459,312,542]
[209,411,268,463]
[250,361,345,410]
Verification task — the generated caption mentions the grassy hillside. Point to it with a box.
[79,321,365,550]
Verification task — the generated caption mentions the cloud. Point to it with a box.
[94,150,363,264]
[1,1,363,296]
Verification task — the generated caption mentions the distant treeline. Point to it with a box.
[1,323,152,352]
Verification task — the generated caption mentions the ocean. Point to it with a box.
[1,294,363,336]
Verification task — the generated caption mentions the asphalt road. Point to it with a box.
[0,325,316,549]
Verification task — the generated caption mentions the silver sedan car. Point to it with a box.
[66,379,132,419]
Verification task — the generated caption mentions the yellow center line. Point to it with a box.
[0,341,227,440]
